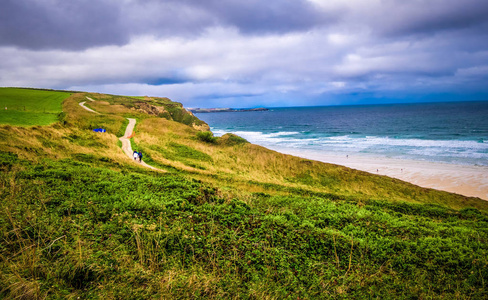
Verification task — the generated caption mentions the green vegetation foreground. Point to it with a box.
[1,91,487,299]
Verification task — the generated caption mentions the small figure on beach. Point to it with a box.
[133,150,139,161]
[138,151,142,162]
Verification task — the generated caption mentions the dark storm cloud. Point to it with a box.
[0,0,337,50]
[184,0,337,34]
[2,0,488,107]
[369,0,488,37]
[2,0,488,50]
[117,0,339,43]
[0,0,127,50]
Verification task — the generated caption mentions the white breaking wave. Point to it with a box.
[212,129,488,165]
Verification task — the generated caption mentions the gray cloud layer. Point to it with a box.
[1,0,337,50]
[0,0,126,50]
[1,0,488,107]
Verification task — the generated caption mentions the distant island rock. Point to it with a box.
[188,107,269,113]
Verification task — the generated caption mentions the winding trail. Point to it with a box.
[79,100,100,114]
[80,97,161,171]
[119,118,159,171]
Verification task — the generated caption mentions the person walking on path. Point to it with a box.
[119,118,160,171]
[138,151,143,162]
[133,150,139,161]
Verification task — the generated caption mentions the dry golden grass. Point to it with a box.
[87,93,112,100]
[89,101,134,115]
[132,112,488,211]
[137,118,335,192]
[64,94,127,133]
[3,274,42,300]
[158,267,222,298]
[0,122,131,168]
[0,94,137,169]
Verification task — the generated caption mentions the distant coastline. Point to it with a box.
[189,107,269,113]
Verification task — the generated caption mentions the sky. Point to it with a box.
[1,0,488,108]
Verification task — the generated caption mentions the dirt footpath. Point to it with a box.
[119,118,160,171]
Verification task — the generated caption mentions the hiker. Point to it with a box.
[133,150,139,161]
[138,151,142,162]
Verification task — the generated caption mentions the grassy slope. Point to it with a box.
[84,92,208,128]
[135,117,488,212]
[0,88,72,126]
[1,91,487,299]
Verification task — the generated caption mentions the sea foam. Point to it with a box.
[213,130,488,166]
[200,102,488,166]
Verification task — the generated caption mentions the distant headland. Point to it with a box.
[188,107,269,113]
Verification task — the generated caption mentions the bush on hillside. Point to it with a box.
[196,131,217,144]
[219,133,249,146]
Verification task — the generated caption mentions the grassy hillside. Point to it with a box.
[0,88,72,126]
[1,90,487,299]
[84,93,209,130]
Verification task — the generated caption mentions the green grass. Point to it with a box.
[1,153,487,299]
[1,89,488,299]
[0,88,72,126]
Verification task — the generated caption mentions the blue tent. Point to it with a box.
[93,128,106,133]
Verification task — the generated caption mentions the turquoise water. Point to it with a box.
[195,101,488,166]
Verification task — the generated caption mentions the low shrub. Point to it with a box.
[196,131,217,144]
[218,133,249,146]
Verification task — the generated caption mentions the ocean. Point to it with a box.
[195,101,488,167]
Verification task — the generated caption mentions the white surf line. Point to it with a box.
[79,101,100,114]
[118,118,160,171]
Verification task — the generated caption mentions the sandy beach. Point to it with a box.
[274,148,488,201]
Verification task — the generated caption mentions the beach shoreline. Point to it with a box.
[271,147,488,201]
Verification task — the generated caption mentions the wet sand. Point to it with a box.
[276,148,488,200]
